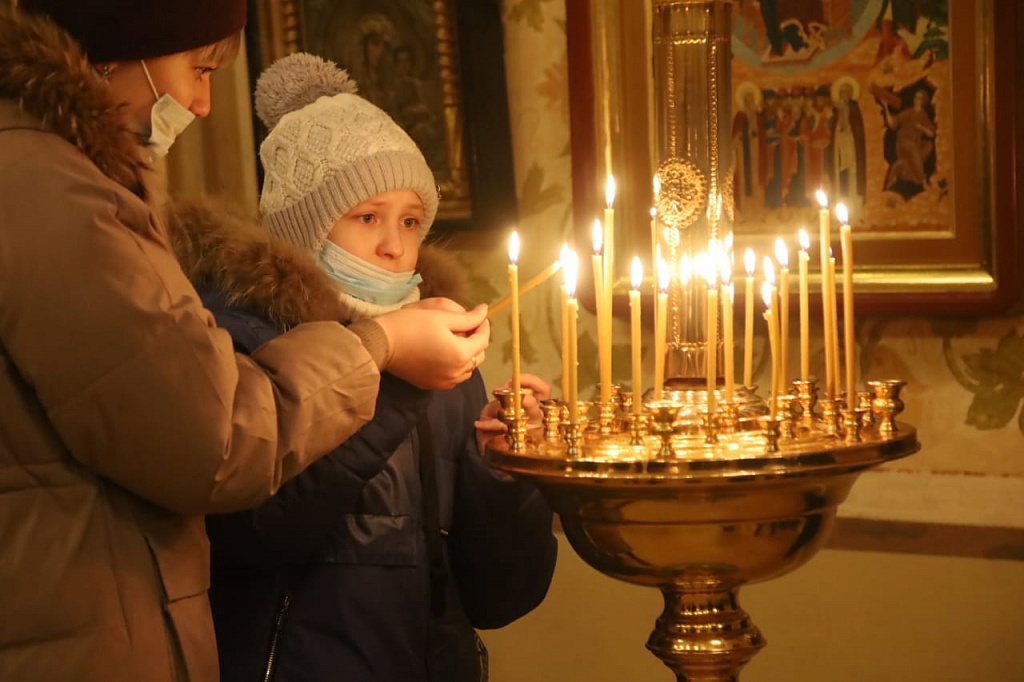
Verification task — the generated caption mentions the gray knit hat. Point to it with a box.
[255,53,438,256]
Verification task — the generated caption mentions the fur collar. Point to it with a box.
[0,6,148,196]
[164,200,469,329]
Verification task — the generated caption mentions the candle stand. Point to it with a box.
[486,0,921,677]
[486,381,918,680]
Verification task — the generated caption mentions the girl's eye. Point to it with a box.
[358,214,375,224]
[196,66,215,77]
[402,217,421,229]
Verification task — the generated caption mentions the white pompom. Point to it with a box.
[254,52,359,131]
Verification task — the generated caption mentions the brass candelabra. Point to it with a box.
[485,379,918,681]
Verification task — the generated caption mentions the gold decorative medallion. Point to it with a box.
[655,157,707,229]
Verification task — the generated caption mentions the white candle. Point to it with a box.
[797,229,810,381]
[705,263,718,414]
[565,250,579,422]
[592,220,611,404]
[763,256,778,403]
[743,248,755,388]
[816,190,835,399]
[722,268,735,404]
[654,257,669,399]
[762,281,779,419]
[837,203,856,412]
[508,232,521,415]
[604,175,616,308]
[560,244,571,401]
[828,249,840,396]
[774,237,790,392]
[629,257,643,414]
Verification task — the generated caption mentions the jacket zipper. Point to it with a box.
[263,593,292,682]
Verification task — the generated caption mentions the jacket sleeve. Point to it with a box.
[0,136,380,515]
[206,371,429,566]
[444,375,558,630]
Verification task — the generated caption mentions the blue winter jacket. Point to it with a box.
[166,203,557,682]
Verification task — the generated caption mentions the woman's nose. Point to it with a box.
[377,223,405,259]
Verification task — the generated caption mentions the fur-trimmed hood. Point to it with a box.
[165,200,470,329]
[0,6,148,197]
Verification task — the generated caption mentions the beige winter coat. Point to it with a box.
[0,8,385,681]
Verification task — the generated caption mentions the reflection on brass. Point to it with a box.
[484,380,918,680]
[655,157,707,229]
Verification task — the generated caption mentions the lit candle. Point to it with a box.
[604,175,616,308]
[629,257,643,414]
[837,203,856,411]
[705,262,718,414]
[763,256,779,403]
[721,262,735,404]
[592,220,611,404]
[774,237,790,391]
[508,231,521,415]
[762,280,779,419]
[560,244,571,401]
[816,190,835,399]
[566,252,580,422]
[743,248,755,388]
[828,248,840,397]
[797,229,810,381]
[654,257,669,399]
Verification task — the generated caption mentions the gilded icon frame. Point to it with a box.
[246,0,517,232]
[565,0,1022,315]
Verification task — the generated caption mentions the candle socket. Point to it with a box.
[867,379,907,437]
[841,407,867,443]
[627,412,649,447]
[718,401,740,435]
[616,388,631,416]
[540,399,563,443]
[647,401,682,458]
[559,418,587,458]
[493,387,531,451]
[775,395,798,440]
[758,415,785,453]
[597,401,619,435]
[700,410,719,445]
[791,378,819,431]
[856,391,876,430]
[818,398,842,436]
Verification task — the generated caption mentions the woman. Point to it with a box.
[0,4,488,681]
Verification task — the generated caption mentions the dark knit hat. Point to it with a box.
[19,0,246,63]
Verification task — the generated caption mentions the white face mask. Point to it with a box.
[140,60,195,158]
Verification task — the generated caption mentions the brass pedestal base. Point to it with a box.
[486,426,918,680]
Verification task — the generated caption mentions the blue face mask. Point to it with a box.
[318,240,422,306]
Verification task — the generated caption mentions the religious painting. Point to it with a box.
[248,0,517,232]
[731,0,949,229]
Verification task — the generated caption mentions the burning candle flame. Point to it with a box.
[630,256,643,290]
[744,248,755,276]
[798,228,810,251]
[763,255,776,284]
[774,237,789,268]
[816,189,828,209]
[762,280,773,308]
[592,219,603,255]
[658,257,670,292]
[680,254,692,285]
[605,175,616,208]
[564,248,578,298]
[508,231,520,265]
[836,202,849,225]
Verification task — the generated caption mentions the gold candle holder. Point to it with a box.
[818,397,842,436]
[775,394,798,440]
[647,401,683,458]
[867,379,907,437]
[841,407,867,443]
[628,412,650,447]
[791,378,818,431]
[700,410,719,445]
[540,398,563,443]
[597,400,619,435]
[758,415,785,453]
[857,391,876,430]
[493,387,532,451]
